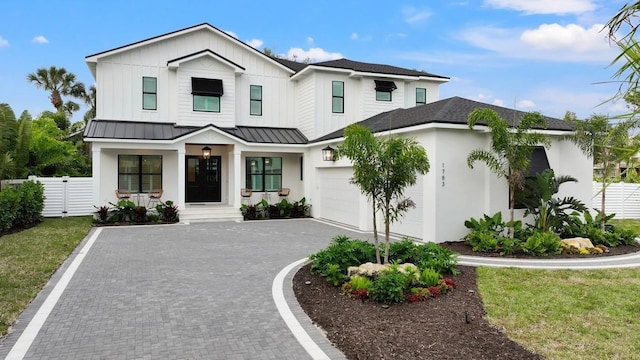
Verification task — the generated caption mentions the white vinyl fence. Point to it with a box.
[1,176,94,217]
[592,182,640,219]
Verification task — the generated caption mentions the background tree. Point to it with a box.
[336,124,384,263]
[27,116,90,176]
[82,85,96,122]
[467,108,550,238]
[568,114,637,230]
[607,1,640,106]
[26,66,85,113]
[14,111,32,178]
[337,125,430,263]
[0,104,17,179]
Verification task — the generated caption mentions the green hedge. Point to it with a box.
[0,181,44,233]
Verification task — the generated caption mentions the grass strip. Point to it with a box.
[478,267,640,359]
[0,216,93,337]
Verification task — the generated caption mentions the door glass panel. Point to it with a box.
[187,158,198,182]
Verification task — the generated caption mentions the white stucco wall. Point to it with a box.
[309,125,593,244]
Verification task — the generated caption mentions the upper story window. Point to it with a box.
[142,77,157,110]
[250,85,262,116]
[416,88,426,106]
[192,77,223,112]
[332,81,344,113]
[375,80,397,102]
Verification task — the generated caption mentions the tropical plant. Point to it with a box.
[369,266,408,303]
[567,114,637,231]
[308,235,376,279]
[521,231,562,256]
[337,124,430,264]
[155,200,179,222]
[467,108,550,237]
[418,268,440,287]
[82,85,97,122]
[26,66,86,113]
[519,169,587,232]
[336,124,385,263]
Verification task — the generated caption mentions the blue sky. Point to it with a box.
[0,0,630,123]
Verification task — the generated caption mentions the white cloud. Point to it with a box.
[458,23,615,63]
[0,36,8,47]
[484,0,596,15]
[32,35,49,44]
[307,37,314,44]
[520,23,609,52]
[517,99,536,108]
[402,6,432,24]
[285,47,343,62]
[246,39,263,49]
[493,98,505,106]
[351,32,358,40]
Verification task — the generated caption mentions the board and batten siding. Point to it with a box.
[177,59,236,127]
[295,74,316,139]
[94,27,294,125]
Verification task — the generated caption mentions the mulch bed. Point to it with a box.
[439,240,640,258]
[292,243,640,359]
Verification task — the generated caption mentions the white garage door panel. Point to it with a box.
[390,175,424,239]
[318,168,360,228]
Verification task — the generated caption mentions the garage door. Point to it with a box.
[390,175,424,239]
[317,167,361,228]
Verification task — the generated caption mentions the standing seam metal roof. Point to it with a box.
[83,120,308,144]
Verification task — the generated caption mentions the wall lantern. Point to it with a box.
[202,146,211,159]
[322,146,335,161]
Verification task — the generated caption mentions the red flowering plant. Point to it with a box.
[427,286,441,298]
[353,289,369,300]
[406,293,422,303]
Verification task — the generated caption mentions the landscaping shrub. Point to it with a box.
[155,201,179,222]
[14,181,45,229]
[413,242,459,275]
[308,235,376,279]
[521,231,562,256]
[369,267,408,303]
[0,181,44,234]
[418,268,440,287]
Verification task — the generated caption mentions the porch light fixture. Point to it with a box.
[322,146,335,161]
[202,146,211,159]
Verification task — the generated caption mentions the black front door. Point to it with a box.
[186,156,222,202]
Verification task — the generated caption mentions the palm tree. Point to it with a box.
[467,108,550,238]
[26,66,85,112]
[82,85,96,122]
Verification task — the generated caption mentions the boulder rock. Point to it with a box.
[347,262,418,278]
[561,237,594,249]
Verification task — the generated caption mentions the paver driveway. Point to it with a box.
[0,220,362,360]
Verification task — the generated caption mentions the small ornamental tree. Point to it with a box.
[467,108,550,238]
[337,124,430,264]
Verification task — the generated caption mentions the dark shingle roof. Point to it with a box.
[313,96,574,142]
[84,120,308,144]
[312,58,449,79]
[272,57,309,72]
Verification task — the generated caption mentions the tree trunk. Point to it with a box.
[384,210,390,264]
[508,184,515,238]
[372,199,381,264]
[601,186,606,232]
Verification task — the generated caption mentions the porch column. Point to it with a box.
[177,148,186,209]
[233,150,241,208]
[92,147,101,207]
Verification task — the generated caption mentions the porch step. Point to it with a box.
[179,205,242,223]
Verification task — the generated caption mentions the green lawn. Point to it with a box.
[611,218,640,234]
[478,267,640,359]
[0,217,93,337]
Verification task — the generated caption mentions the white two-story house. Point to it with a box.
[84,23,592,242]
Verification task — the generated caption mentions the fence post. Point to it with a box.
[62,176,69,218]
